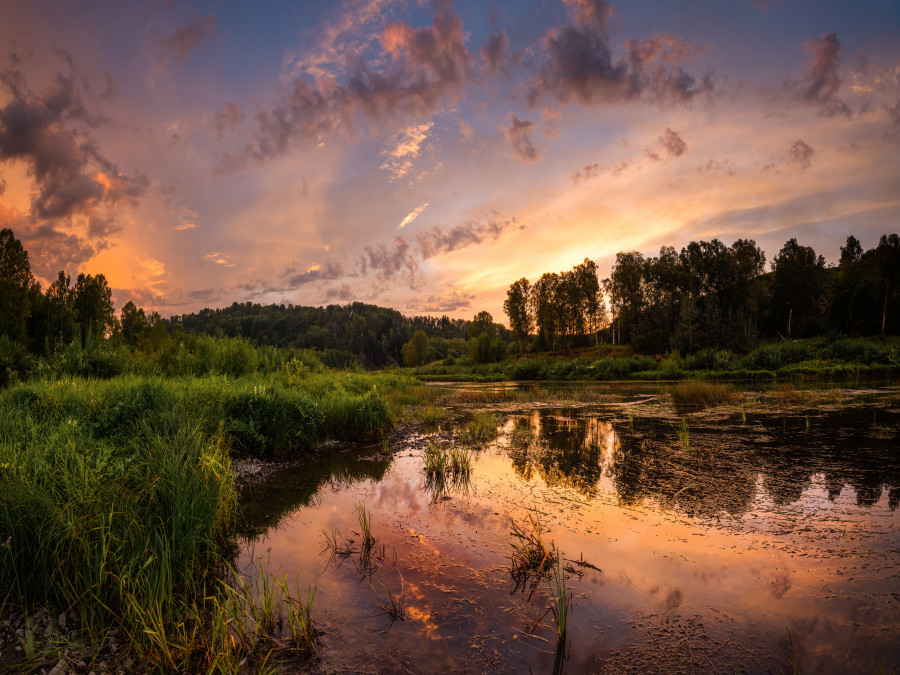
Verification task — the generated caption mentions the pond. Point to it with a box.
[236,383,900,674]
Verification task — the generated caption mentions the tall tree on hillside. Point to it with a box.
[74,273,115,346]
[0,228,35,344]
[772,238,826,338]
[874,234,900,335]
[503,277,532,352]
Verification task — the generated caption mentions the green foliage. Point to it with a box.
[402,330,431,367]
[0,334,31,387]
[224,388,321,455]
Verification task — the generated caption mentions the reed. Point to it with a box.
[670,380,738,408]
[371,573,405,622]
[508,514,556,597]
[676,417,690,448]
[458,412,502,444]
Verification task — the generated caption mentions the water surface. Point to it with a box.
[237,383,900,673]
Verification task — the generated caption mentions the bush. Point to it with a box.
[223,388,321,456]
[0,335,31,387]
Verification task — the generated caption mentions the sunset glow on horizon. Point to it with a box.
[2,0,899,323]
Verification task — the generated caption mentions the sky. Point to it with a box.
[1,0,899,323]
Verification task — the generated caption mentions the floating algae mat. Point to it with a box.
[236,383,900,673]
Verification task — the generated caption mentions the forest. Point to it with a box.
[503,235,900,355]
[2,227,900,385]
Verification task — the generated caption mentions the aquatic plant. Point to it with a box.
[670,380,738,408]
[371,573,405,622]
[458,411,502,444]
[676,417,690,448]
[423,441,473,478]
[548,548,572,674]
[509,514,557,597]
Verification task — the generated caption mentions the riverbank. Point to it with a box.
[405,336,900,382]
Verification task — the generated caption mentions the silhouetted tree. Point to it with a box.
[772,238,826,338]
[0,228,35,344]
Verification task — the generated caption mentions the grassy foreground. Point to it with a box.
[0,365,423,672]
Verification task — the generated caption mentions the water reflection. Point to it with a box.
[238,445,391,540]
[503,407,900,516]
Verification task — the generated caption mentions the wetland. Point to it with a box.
[236,382,900,674]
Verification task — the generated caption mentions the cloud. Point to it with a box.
[764,139,815,172]
[156,14,217,64]
[324,283,354,301]
[359,214,519,287]
[527,0,712,108]
[409,289,475,313]
[571,163,601,184]
[796,32,851,117]
[787,139,814,170]
[0,61,147,221]
[398,201,429,228]
[359,236,420,286]
[660,127,686,157]
[481,25,511,77]
[696,158,736,175]
[416,216,519,258]
[381,121,432,180]
[286,261,345,287]
[173,206,198,231]
[503,112,539,162]
[201,252,236,267]
[224,3,471,169]
[214,101,244,139]
[570,159,630,182]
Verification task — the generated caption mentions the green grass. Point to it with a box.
[0,364,408,670]
[458,412,502,444]
[670,380,739,408]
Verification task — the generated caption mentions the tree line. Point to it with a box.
[0,228,510,370]
[504,235,900,354]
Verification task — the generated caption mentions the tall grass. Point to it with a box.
[670,380,738,408]
[458,412,502,444]
[0,366,403,668]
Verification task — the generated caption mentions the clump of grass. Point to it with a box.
[282,578,317,654]
[322,505,384,577]
[509,514,556,597]
[423,441,473,478]
[371,573,405,622]
[676,417,690,448]
[417,405,446,424]
[548,548,572,673]
[670,380,738,408]
[458,412,501,444]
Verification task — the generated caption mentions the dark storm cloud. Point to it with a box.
[416,216,519,258]
[227,3,471,168]
[21,224,95,277]
[156,14,217,64]
[527,0,712,108]
[0,60,147,221]
[503,112,538,162]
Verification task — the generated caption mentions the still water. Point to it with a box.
[237,384,900,673]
